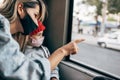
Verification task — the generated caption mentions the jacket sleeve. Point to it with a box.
[0,14,51,80]
[50,67,59,80]
[43,46,60,80]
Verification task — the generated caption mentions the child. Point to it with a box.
[24,20,59,80]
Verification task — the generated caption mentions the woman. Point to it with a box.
[0,0,84,80]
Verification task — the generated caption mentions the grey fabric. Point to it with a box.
[0,14,51,80]
[24,45,59,80]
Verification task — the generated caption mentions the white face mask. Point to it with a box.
[31,36,44,47]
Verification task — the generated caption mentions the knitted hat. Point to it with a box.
[30,20,46,35]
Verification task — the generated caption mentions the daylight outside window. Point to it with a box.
[70,0,120,79]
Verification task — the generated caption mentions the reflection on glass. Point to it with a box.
[70,0,120,79]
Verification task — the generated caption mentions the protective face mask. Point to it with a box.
[31,36,44,47]
[20,13,38,35]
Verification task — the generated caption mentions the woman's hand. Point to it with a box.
[60,39,85,56]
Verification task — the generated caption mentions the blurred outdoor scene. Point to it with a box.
[71,0,120,79]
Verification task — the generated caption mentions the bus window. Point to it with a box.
[70,0,120,79]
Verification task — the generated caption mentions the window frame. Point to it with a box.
[65,0,120,80]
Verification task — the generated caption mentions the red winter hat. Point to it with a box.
[30,20,46,35]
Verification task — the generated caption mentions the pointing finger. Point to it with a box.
[74,39,85,44]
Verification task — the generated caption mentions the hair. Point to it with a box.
[0,0,47,23]
[0,0,47,52]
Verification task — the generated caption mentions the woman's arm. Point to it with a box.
[0,14,51,80]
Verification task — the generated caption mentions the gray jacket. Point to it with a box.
[24,45,59,80]
[0,14,51,80]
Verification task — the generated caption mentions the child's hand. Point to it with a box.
[60,39,85,56]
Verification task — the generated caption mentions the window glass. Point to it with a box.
[70,0,120,79]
